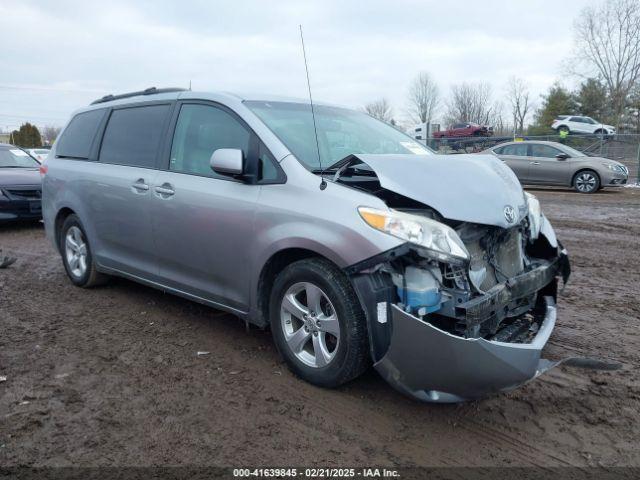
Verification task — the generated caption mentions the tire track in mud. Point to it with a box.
[454,419,576,467]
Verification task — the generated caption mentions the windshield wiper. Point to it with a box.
[311,155,357,175]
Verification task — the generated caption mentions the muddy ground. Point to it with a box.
[1,187,639,468]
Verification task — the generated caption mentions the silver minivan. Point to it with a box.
[43,88,570,402]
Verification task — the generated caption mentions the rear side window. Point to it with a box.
[99,104,171,168]
[56,109,107,159]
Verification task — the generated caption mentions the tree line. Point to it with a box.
[2,123,61,148]
[364,0,640,136]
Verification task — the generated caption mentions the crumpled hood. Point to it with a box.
[353,153,527,229]
[0,168,41,187]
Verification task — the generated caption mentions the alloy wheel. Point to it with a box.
[575,172,597,193]
[280,282,340,368]
[65,226,88,278]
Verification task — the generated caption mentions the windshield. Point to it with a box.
[0,148,40,168]
[245,101,432,170]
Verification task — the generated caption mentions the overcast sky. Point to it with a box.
[0,0,595,131]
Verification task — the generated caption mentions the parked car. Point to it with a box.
[551,115,615,135]
[42,88,570,402]
[27,148,50,163]
[483,140,629,193]
[433,122,493,138]
[0,144,42,222]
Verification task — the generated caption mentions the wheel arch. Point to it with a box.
[254,247,344,328]
[54,207,77,252]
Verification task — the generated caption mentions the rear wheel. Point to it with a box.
[558,125,570,134]
[59,214,108,287]
[573,170,600,194]
[269,258,369,388]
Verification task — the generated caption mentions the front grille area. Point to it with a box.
[463,227,525,292]
[5,187,41,200]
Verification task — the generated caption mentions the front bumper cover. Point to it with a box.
[348,245,571,403]
[374,296,558,403]
[0,195,42,221]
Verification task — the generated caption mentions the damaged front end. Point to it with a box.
[339,154,571,402]
[349,221,570,402]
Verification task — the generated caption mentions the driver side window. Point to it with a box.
[170,104,250,178]
[502,144,528,156]
[530,144,562,158]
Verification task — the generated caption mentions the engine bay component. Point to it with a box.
[392,266,443,316]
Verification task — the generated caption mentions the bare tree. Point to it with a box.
[407,72,440,126]
[490,101,512,136]
[573,0,640,128]
[41,125,61,145]
[445,82,495,126]
[506,77,530,134]
[363,98,394,124]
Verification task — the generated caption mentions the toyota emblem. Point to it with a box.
[504,205,516,224]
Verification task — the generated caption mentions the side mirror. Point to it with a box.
[555,153,570,161]
[210,148,244,176]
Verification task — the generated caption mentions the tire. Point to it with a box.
[269,258,369,388]
[594,128,604,135]
[59,214,108,287]
[573,170,601,194]
[558,125,570,134]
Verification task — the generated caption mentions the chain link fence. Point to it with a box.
[427,134,640,184]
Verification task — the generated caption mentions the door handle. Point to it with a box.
[154,183,175,198]
[530,161,540,165]
[131,179,150,193]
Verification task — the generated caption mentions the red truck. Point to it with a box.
[433,122,493,138]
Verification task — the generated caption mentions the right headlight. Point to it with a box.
[603,162,626,174]
[358,206,469,264]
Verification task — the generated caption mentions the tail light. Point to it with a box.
[39,164,48,176]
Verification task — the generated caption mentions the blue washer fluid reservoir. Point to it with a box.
[392,266,442,314]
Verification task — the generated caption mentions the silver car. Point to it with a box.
[484,140,629,193]
[42,88,570,402]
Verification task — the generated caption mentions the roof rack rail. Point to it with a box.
[90,87,187,105]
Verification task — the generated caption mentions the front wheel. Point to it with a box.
[269,258,369,388]
[573,170,601,194]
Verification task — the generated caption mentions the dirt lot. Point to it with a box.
[1,187,639,468]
